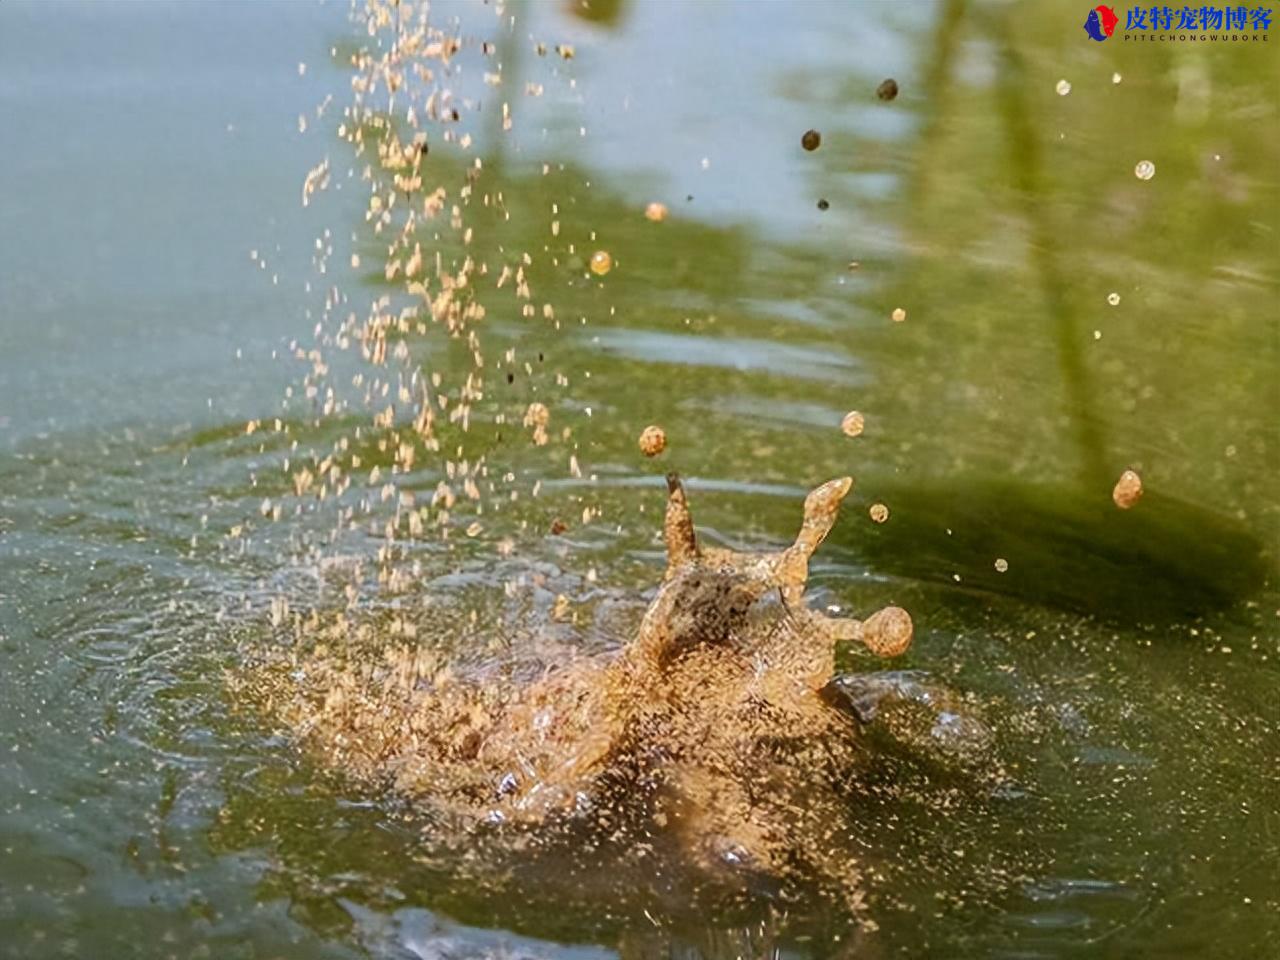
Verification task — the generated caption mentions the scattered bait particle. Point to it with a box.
[350,253,361,269]
[638,425,667,457]
[298,62,307,76]
[869,503,889,523]
[876,78,899,101]
[1112,72,1122,84]
[524,402,550,445]
[700,157,710,170]
[801,129,821,151]
[1112,469,1143,509]
[847,260,861,271]
[1055,79,1072,96]
[524,402,550,427]
[840,411,865,438]
[644,202,668,222]
[556,44,575,60]
[551,594,571,621]
[891,307,907,323]
[549,518,568,535]
[995,558,1009,573]
[1107,292,1120,306]
[466,521,483,537]
[1093,330,1102,340]
[816,198,830,211]
[589,250,612,275]
[1134,160,1156,180]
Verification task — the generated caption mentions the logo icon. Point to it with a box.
[1083,4,1119,40]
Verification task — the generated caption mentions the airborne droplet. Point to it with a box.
[638,424,667,457]
[1112,469,1143,509]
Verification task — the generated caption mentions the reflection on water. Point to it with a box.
[0,1,1276,958]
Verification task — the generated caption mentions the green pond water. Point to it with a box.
[0,1,1277,957]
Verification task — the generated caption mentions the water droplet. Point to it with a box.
[840,411,865,438]
[638,425,667,457]
[1112,469,1143,509]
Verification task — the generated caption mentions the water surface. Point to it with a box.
[1,2,1276,958]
